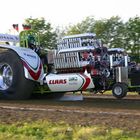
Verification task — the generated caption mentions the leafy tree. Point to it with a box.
[66,16,95,35]
[24,16,140,58]
[66,16,126,49]
[125,16,140,60]
[55,26,67,39]
[98,16,126,49]
[24,17,57,49]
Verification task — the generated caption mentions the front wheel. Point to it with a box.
[0,50,34,100]
[112,83,128,99]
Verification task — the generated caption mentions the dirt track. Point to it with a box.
[0,94,140,132]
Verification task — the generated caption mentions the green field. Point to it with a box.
[0,121,139,140]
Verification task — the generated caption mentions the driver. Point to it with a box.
[27,35,36,50]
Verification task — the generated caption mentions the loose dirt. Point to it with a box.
[0,94,140,132]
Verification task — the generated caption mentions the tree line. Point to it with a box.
[25,16,140,61]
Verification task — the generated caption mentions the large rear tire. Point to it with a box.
[0,50,34,99]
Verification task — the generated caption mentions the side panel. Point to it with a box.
[0,45,44,83]
[44,73,94,92]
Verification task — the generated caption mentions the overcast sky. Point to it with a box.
[0,0,139,33]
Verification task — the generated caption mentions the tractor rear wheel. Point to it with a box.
[0,50,34,99]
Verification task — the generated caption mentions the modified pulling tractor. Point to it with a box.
[0,30,139,100]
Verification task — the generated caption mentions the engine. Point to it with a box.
[46,33,130,92]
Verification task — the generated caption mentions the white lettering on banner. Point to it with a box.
[0,34,19,42]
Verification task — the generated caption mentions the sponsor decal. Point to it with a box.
[78,73,91,90]
[49,79,67,84]
[23,53,36,59]
[81,74,91,90]
[69,76,78,85]
[0,34,19,42]
[69,77,78,81]
[22,58,42,80]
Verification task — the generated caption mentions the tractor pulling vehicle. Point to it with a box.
[0,30,139,100]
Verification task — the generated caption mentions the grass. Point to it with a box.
[0,121,139,140]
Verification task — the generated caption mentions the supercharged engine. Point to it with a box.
[46,33,129,92]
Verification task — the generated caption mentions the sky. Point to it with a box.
[0,0,139,33]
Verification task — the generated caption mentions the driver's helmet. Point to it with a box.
[27,35,36,46]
